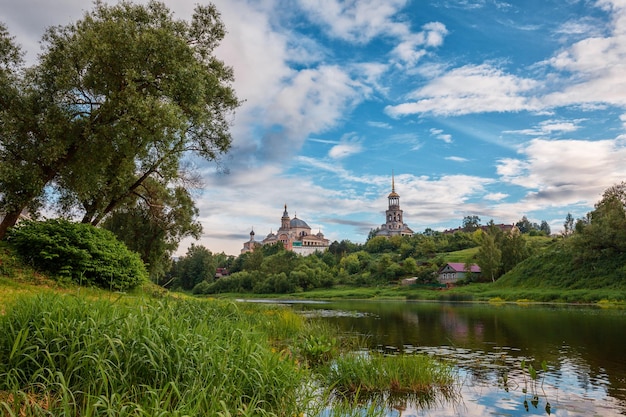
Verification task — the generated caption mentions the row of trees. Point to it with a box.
[179,227,488,294]
[473,182,626,282]
[170,212,563,294]
[0,1,238,282]
[461,215,551,235]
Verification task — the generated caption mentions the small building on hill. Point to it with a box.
[437,262,481,284]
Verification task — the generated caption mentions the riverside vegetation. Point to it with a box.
[0,238,457,416]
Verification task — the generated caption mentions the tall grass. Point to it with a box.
[325,352,458,413]
[0,294,312,416]
[0,292,460,416]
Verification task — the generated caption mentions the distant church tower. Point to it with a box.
[386,174,403,229]
[376,172,414,237]
[280,204,290,230]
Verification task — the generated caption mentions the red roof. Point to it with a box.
[444,262,481,273]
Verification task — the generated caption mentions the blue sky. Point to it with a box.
[3,0,626,255]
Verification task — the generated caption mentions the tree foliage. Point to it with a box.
[476,232,501,282]
[0,1,239,238]
[574,182,626,257]
[462,215,481,232]
[169,244,217,290]
[102,180,202,282]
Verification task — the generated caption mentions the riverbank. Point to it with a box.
[0,272,459,416]
[208,283,626,306]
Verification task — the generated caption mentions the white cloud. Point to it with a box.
[503,119,583,136]
[296,0,409,43]
[385,64,540,117]
[269,66,367,136]
[497,137,626,206]
[328,134,364,159]
[484,192,508,201]
[446,156,469,162]
[430,128,453,143]
[391,22,449,67]
[367,121,392,129]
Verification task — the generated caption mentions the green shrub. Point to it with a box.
[6,219,147,290]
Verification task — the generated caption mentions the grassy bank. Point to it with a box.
[218,283,626,305]
[0,280,457,416]
[1,294,311,416]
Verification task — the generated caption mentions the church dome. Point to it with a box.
[290,217,310,229]
[388,190,400,198]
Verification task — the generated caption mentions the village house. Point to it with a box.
[437,262,481,284]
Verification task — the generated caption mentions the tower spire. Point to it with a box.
[392,170,395,193]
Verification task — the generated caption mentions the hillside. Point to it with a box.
[495,240,626,290]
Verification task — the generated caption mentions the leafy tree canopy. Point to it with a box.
[0,1,239,238]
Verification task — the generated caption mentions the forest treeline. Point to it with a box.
[168,218,552,295]
[170,182,626,295]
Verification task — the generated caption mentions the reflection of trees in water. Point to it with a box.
[299,301,626,405]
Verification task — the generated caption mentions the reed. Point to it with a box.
[0,294,312,416]
[327,352,456,396]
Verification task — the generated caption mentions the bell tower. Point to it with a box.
[385,172,403,230]
[280,204,290,230]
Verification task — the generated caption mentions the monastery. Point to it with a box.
[241,205,330,256]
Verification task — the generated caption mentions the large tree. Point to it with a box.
[578,182,626,255]
[0,1,239,238]
[462,215,481,232]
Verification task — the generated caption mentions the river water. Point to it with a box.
[285,300,626,416]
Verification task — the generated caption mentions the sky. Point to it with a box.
[2,0,626,256]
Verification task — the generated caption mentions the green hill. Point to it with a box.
[495,240,626,290]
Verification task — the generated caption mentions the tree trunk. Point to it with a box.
[0,209,24,240]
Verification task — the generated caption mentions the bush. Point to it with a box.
[6,219,147,290]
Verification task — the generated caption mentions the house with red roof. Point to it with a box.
[437,262,481,284]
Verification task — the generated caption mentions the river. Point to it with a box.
[285,300,626,416]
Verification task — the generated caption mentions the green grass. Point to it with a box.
[325,352,458,412]
[328,353,456,395]
[0,294,314,416]
[441,247,478,263]
[0,274,458,416]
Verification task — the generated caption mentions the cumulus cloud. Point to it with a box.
[296,0,410,43]
[497,138,626,206]
[384,0,626,118]
[385,64,540,117]
[391,22,449,67]
[484,192,508,201]
[328,134,364,159]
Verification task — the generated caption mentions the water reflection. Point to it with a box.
[289,300,626,416]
